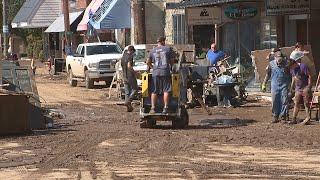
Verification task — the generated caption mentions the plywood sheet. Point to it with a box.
[251,45,316,83]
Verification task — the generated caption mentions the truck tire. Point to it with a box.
[85,71,94,89]
[68,69,77,87]
[172,107,189,129]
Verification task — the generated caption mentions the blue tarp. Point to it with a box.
[90,0,131,30]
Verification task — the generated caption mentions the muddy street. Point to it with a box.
[0,73,320,179]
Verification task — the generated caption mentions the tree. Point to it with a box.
[0,0,30,41]
[0,0,26,29]
[1,0,44,59]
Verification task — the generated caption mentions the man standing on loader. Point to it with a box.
[147,36,174,114]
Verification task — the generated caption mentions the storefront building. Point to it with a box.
[166,0,320,71]
[266,0,320,71]
[167,0,270,70]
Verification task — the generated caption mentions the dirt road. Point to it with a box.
[0,72,320,179]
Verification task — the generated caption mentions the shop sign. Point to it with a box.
[186,7,221,25]
[224,5,258,20]
[2,25,9,33]
[266,0,310,16]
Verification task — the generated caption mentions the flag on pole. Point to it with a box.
[87,9,96,37]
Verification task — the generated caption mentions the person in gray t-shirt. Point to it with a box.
[147,36,174,114]
[121,45,138,112]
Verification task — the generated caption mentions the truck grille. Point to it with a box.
[99,60,111,69]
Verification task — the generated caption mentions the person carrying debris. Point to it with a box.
[121,45,138,112]
[288,51,312,125]
[262,51,291,123]
[147,36,174,114]
[206,42,226,66]
[291,42,309,57]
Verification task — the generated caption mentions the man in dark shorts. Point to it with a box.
[147,37,174,114]
[121,45,138,112]
[289,51,312,125]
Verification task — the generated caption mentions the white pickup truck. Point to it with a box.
[66,42,122,89]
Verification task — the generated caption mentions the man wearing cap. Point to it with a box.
[289,51,312,125]
[147,37,174,114]
[266,48,281,61]
[262,51,291,123]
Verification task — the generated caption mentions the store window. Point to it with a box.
[261,17,277,49]
[172,14,187,44]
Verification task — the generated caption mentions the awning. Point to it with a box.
[77,0,105,31]
[45,11,84,33]
[12,0,61,28]
[89,0,131,30]
[167,0,242,9]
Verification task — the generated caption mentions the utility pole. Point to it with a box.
[131,0,146,44]
[62,0,71,55]
[2,0,9,58]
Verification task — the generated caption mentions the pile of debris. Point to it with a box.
[0,60,50,135]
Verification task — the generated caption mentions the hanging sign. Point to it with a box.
[2,25,9,34]
[224,5,258,20]
[186,7,221,25]
[266,0,310,16]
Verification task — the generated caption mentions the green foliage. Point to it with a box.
[1,0,44,60]
[26,32,43,60]
[0,0,26,29]
[1,0,32,44]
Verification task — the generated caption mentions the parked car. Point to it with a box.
[66,42,122,89]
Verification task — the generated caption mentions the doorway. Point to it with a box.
[193,25,215,57]
[296,19,308,44]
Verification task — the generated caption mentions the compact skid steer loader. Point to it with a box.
[139,51,190,129]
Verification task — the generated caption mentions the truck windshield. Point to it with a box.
[87,45,122,55]
[133,49,145,62]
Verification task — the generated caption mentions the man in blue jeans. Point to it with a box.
[262,53,291,123]
[121,45,138,112]
[147,36,174,114]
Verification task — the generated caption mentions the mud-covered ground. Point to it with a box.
[0,66,320,179]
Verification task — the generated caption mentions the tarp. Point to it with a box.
[89,0,131,30]
[251,45,316,84]
[45,11,83,33]
[77,0,105,31]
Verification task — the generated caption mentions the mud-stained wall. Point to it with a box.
[165,0,185,45]
[145,1,165,44]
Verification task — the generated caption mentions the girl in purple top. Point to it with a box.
[289,51,312,125]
